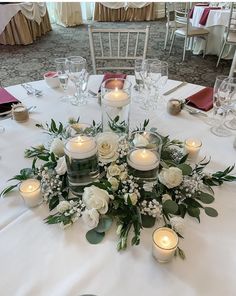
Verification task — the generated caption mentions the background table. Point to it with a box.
[0,76,236,295]
[190,6,235,59]
[0,2,51,45]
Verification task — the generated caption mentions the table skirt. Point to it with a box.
[0,10,52,45]
[94,3,155,22]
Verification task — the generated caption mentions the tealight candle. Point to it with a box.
[65,136,97,159]
[19,179,42,208]
[152,227,179,263]
[12,104,29,122]
[103,88,130,108]
[184,138,202,161]
[128,149,159,171]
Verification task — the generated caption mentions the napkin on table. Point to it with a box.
[199,7,221,25]
[0,88,20,113]
[189,3,210,18]
[185,87,213,111]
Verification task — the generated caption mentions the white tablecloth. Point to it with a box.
[0,76,236,295]
[0,2,47,35]
[190,6,235,58]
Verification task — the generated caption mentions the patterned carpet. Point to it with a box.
[0,20,232,87]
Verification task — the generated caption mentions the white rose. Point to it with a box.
[143,181,156,192]
[82,209,100,228]
[119,171,128,181]
[107,164,122,178]
[158,167,183,189]
[82,185,112,214]
[124,192,138,205]
[170,216,184,234]
[97,132,119,164]
[55,156,67,175]
[133,134,149,147]
[162,194,172,203]
[108,177,119,191]
[50,138,65,157]
[57,200,71,213]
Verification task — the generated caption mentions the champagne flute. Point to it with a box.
[55,58,71,102]
[67,56,87,106]
[210,77,234,137]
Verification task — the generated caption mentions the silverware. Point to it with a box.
[184,106,208,117]
[88,89,98,97]
[163,81,188,96]
[21,84,42,97]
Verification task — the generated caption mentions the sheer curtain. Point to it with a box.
[46,2,95,25]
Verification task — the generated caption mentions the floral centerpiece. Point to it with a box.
[1,118,235,259]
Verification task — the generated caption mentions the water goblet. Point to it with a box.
[55,58,71,102]
[67,56,87,106]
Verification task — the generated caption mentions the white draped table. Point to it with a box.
[190,6,235,59]
[0,76,236,295]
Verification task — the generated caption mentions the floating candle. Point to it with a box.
[65,136,97,159]
[103,88,130,107]
[128,149,159,171]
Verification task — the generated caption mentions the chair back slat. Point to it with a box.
[88,25,150,73]
[126,32,130,57]
[118,32,120,57]
[99,33,104,57]
[134,32,139,57]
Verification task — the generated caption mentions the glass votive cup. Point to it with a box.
[129,131,162,152]
[152,227,179,263]
[184,138,202,162]
[19,179,42,208]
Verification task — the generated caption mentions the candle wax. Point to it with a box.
[65,136,97,159]
[129,149,158,171]
[104,88,130,107]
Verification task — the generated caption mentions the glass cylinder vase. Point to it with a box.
[64,136,99,196]
[101,78,132,135]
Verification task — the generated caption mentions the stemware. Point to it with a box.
[205,75,228,126]
[223,78,236,130]
[134,59,149,91]
[210,77,236,137]
[55,58,71,102]
[67,56,87,106]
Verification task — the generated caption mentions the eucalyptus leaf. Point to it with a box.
[205,207,218,217]
[187,206,200,220]
[141,215,156,228]
[198,192,215,204]
[177,163,192,175]
[95,217,113,233]
[163,200,178,214]
[86,229,105,244]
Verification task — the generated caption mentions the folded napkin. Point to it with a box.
[100,73,127,91]
[0,88,20,113]
[199,7,221,25]
[189,3,210,18]
[186,87,213,111]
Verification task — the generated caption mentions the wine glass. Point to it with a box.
[55,58,71,102]
[210,77,235,137]
[134,59,149,91]
[223,77,236,130]
[205,75,228,126]
[67,56,87,106]
[149,60,168,108]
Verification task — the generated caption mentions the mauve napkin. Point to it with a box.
[199,7,221,25]
[99,73,127,91]
[186,87,213,111]
[0,88,20,113]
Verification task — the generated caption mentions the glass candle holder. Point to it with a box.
[127,148,160,182]
[152,227,179,263]
[64,136,99,196]
[69,122,98,137]
[19,179,42,208]
[129,131,162,151]
[101,78,132,135]
[184,138,202,162]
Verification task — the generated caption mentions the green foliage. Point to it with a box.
[86,229,105,244]
[141,215,156,228]
[107,114,128,134]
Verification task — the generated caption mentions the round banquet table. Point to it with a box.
[190,6,235,59]
[0,76,236,296]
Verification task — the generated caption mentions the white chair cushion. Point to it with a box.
[167,21,184,28]
[175,26,209,36]
[226,31,236,43]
